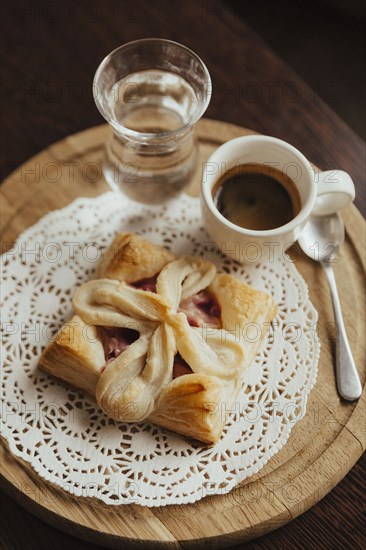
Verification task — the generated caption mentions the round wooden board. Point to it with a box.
[1,119,365,548]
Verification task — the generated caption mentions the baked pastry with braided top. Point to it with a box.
[39,232,277,444]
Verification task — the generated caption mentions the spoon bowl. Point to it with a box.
[298,213,344,263]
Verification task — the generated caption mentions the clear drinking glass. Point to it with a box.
[93,38,212,204]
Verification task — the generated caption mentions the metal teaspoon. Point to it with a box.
[298,213,362,401]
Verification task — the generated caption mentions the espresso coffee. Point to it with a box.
[212,163,301,231]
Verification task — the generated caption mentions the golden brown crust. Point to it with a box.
[210,273,277,331]
[149,374,232,444]
[209,273,277,378]
[38,315,104,395]
[96,232,175,282]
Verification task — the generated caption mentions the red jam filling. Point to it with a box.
[99,327,139,371]
[173,353,193,379]
[130,274,158,293]
[178,290,221,328]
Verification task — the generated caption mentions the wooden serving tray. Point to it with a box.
[1,119,365,548]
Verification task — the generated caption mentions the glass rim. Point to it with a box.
[93,38,212,140]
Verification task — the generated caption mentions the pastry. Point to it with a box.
[39,232,277,444]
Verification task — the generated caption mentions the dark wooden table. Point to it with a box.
[1,1,365,549]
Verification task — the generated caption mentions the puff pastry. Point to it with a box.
[39,232,277,444]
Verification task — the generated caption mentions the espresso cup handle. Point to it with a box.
[313,170,355,216]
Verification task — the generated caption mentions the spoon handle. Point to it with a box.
[322,263,362,401]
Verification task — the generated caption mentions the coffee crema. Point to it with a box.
[212,163,301,231]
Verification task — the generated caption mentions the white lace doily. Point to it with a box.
[1,191,320,507]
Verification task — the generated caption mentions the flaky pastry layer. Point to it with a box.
[39,232,277,444]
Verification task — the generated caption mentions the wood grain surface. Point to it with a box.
[0,120,365,549]
[1,1,365,549]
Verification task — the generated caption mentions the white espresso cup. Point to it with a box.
[201,135,355,263]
